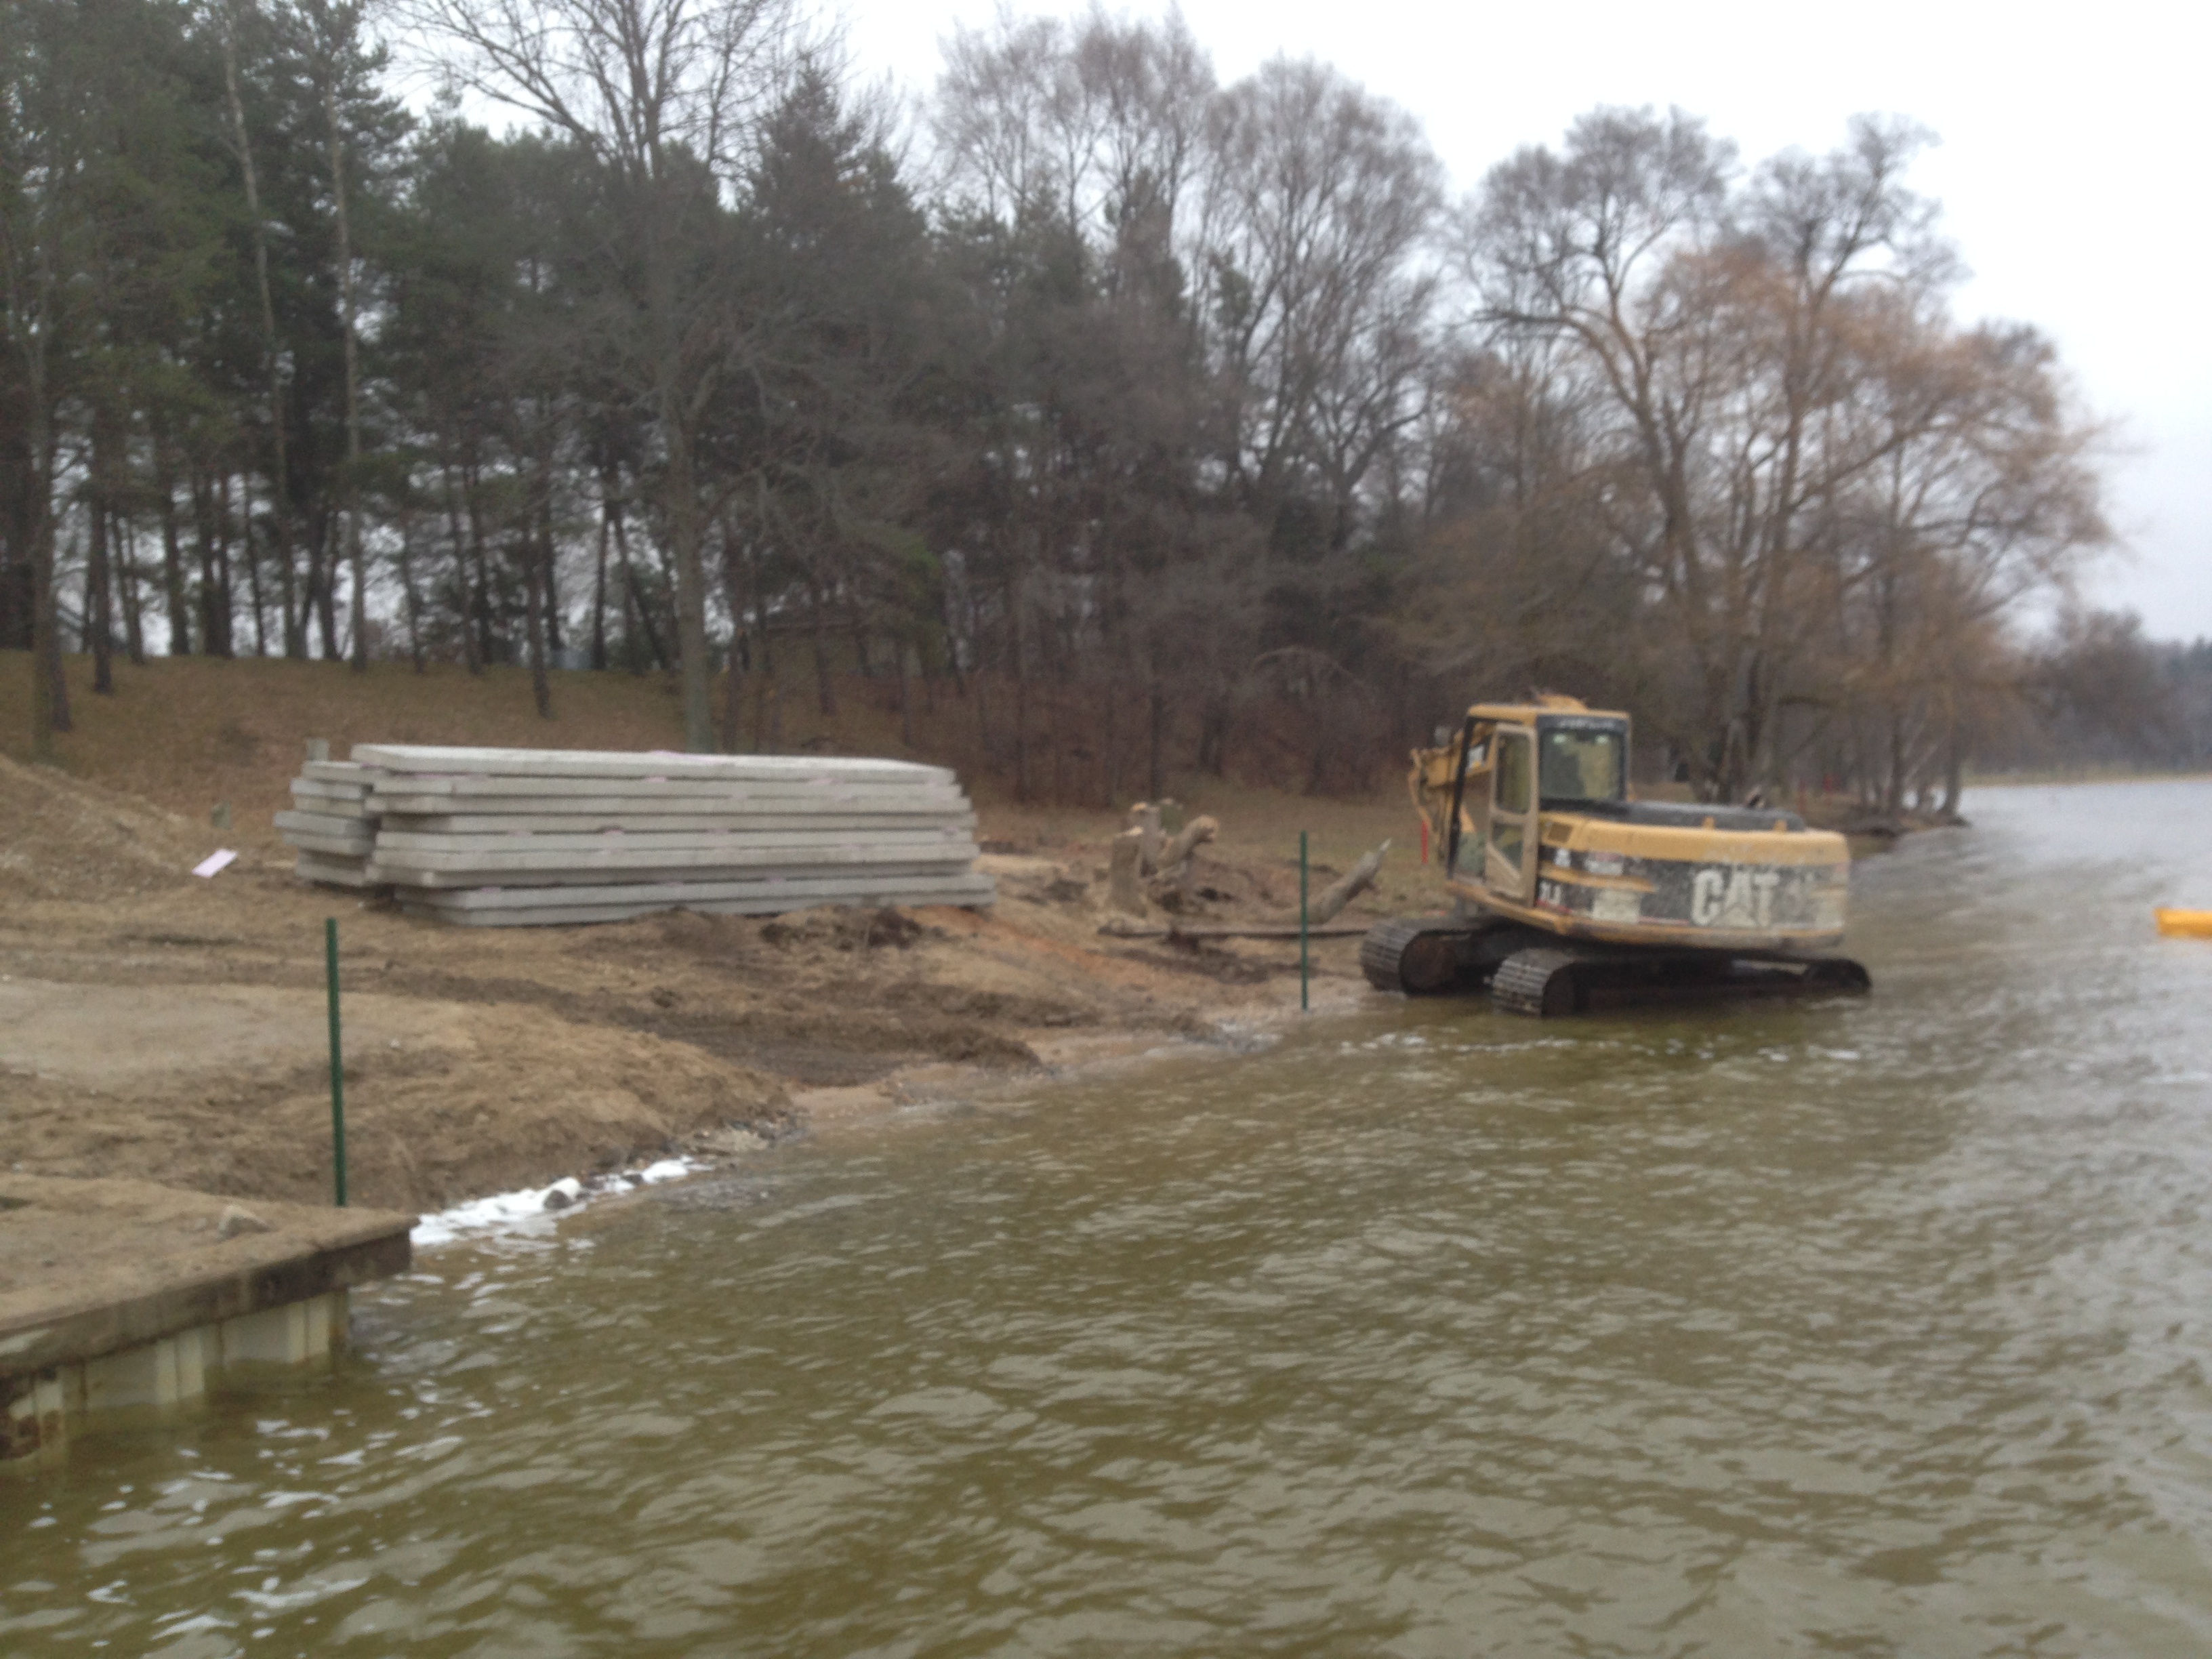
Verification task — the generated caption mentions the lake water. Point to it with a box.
[8,781,2212,1656]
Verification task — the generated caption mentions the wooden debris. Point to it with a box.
[1309,840,1390,924]
[1108,828,1147,914]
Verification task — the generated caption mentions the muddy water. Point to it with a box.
[9,781,2212,1657]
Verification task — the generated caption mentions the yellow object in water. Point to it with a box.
[2155,908,2212,939]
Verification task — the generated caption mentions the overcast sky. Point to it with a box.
[834,0,2211,640]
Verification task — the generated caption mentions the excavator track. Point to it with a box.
[1488,945,1872,1018]
[1488,948,1586,1017]
[1360,917,1478,995]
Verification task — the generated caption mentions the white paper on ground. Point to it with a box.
[192,849,238,878]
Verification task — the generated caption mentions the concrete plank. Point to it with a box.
[399,876,998,926]
[289,793,373,819]
[371,857,971,890]
[367,840,979,875]
[301,760,376,784]
[351,743,954,785]
[367,777,965,804]
[401,870,998,911]
[371,827,974,855]
[275,810,376,840]
[294,854,375,888]
[379,811,978,834]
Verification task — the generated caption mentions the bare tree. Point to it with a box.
[405,0,802,749]
[1199,58,1443,554]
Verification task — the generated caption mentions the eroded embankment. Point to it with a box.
[0,755,1391,1214]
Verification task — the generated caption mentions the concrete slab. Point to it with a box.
[289,792,371,818]
[370,777,964,804]
[367,842,980,879]
[301,760,375,785]
[0,1175,411,1464]
[352,743,954,784]
[294,853,375,887]
[382,811,978,834]
[396,870,997,924]
[373,826,972,855]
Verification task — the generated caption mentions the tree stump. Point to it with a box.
[1109,828,1147,914]
[1127,801,1168,874]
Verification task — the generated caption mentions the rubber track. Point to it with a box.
[1360,916,1465,994]
[1490,947,1582,1017]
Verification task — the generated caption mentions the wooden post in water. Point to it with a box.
[325,918,347,1206]
[1299,832,1310,1013]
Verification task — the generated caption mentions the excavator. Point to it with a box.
[1361,697,1872,1016]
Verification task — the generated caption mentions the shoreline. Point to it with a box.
[6,745,1955,1234]
[403,999,1357,1251]
[3,750,1403,1221]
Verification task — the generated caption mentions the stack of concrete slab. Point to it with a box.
[336,743,993,926]
[274,760,380,888]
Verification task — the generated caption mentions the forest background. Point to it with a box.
[4,0,2205,811]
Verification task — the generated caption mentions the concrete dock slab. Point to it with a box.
[1,1175,413,1466]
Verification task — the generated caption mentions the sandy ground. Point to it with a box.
[0,756,1399,1215]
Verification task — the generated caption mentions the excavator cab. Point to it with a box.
[1448,713,1630,905]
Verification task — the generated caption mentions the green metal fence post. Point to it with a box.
[1299,831,1310,1013]
[325,917,347,1206]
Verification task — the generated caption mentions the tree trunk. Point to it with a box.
[464,468,495,668]
[28,416,70,749]
[440,459,480,674]
[590,486,611,672]
[152,419,191,655]
[718,528,747,752]
[811,583,837,716]
[237,470,268,657]
[219,1,298,662]
[659,405,714,752]
[321,60,368,672]
[898,640,913,748]
[191,462,230,657]
[523,530,552,718]
[86,461,115,695]
[312,512,342,658]
[1939,720,1965,820]
[396,515,426,672]
[116,508,146,666]
[539,494,562,655]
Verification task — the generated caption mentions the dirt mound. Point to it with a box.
[758,905,930,952]
[0,755,215,901]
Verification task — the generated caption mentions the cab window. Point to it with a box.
[1495,731,1532,815]
[1538,724,1625,804]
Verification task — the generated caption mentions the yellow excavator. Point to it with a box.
[1361,697,1871,1015]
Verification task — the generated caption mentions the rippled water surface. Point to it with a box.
[9,781,2212,1656]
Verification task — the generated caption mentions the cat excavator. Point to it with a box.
[1361,697,1872,1016]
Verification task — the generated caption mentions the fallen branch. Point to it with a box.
[1309,839,1390,924]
